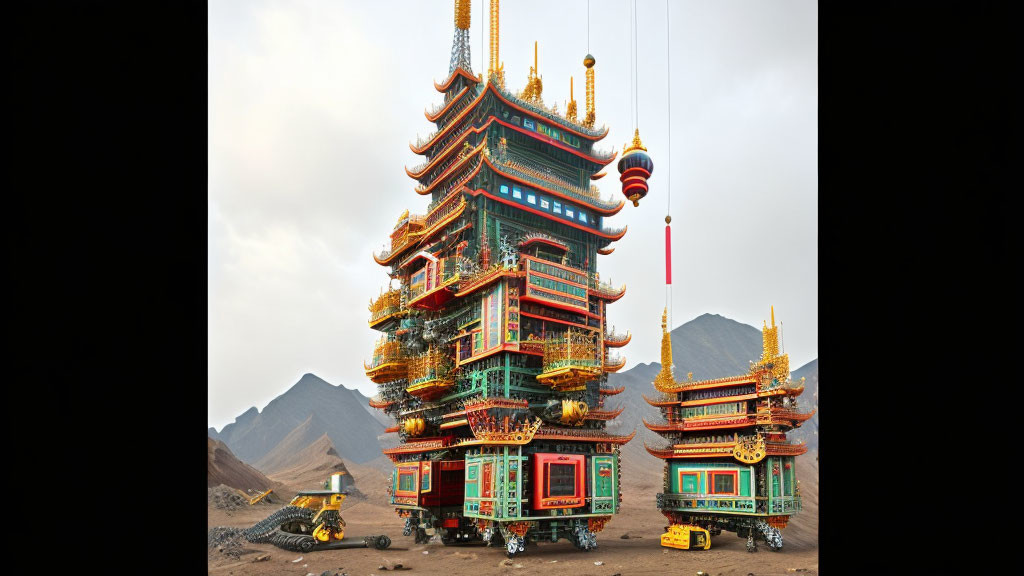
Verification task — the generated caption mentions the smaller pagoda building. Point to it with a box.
[644,307,813,552]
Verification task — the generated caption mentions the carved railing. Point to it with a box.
[543,328,601,372]
[369,289,403,323]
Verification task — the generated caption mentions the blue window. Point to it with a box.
[565,208,575,219]
[527,193,536,205]
[553,201,562,214]
[500,185,509,195]
[578,212,587,223]
[523,118,535,131]
[513,186,522,199]
[540,197,550,210]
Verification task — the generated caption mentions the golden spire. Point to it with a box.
[755,305,790,384]
[623,128,647,154]
[583,53,596,128]
[566,76,578,123]
[522,41,543,103]
[454,0,471,30]
[488,0,504,87]
[653,307,677,393]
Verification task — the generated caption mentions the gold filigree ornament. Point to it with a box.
[732,433,766,464]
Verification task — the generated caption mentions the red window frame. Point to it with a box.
[677,470,701,494]
[531,453,585,509]
[707,470,739,495]
[395,462,420,498]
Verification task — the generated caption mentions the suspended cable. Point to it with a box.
[665,0,672,327]
[587,0,591,53]
[628,0,634,132]
[634,0,639,129]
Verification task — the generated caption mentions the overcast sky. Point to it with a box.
[208,0,818,431]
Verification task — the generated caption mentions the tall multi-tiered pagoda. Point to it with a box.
[366,0,634,558]
[644,307,813,552]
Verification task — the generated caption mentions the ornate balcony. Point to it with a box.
[405,347,455,401]
[368,288,405,329]
[364,339,408,383]
[535,328,602,391]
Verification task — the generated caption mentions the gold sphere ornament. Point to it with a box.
[665,215,672,224]
[583,53,596,68]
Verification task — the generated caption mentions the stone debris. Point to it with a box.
[292,556,304,563]
[208,485,264,511]
[595,561,605,566]
[254,554,270,562]
[207,526,245,559]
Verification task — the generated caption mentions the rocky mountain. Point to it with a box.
[207,437,276,491]
[262,433,358,494]
[212,373,385,465]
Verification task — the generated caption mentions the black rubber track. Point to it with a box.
[243,506,316,543]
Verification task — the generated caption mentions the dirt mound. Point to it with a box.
[208,437,276,491]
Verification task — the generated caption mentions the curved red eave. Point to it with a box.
[425,86,470,122]
[603,355,627,372]
[414,141,486,195]
[519,236,569,252]
[597,247,615,255]
[642,394,677,407]
[434,67,480,92]
[591,171,607,180]
[486,82,610,141]
[604,332,631,347]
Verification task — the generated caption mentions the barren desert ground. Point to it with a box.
[209,456,817,576]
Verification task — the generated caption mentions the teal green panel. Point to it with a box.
[592,456,614,498]
[739,469,751,497]
[465,462,479,498]
[784,458,794,496]
[681,473,699,493]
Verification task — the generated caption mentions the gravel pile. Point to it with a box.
[208,485,251,511]
[208,526,246,558]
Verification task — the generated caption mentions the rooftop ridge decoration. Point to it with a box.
[493,76,608,138]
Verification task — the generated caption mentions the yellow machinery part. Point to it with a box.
[660,524,711,550]
[313,522,331,542]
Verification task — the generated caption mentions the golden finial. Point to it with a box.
[623,128,647,154]
[771,305,775,327]
[566,76,578,123]
[454,0,471,30]
[583,54,596,128]
[522,41,543,103]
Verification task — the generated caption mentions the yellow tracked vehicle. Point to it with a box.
[660,524,712,550]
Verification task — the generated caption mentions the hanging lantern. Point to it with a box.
[617,128,654,207]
